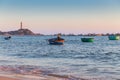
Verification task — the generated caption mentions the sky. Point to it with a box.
[0,0,120,34]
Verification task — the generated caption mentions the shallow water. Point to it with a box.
[0,36,120,79]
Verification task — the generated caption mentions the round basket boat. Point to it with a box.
[108,35,120,40]
[81,38,94,42]
[4,36,11,40]
[48,38,64,45]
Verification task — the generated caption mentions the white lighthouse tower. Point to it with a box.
[20,21,23,30]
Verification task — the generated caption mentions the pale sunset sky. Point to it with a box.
[0,0,120,34]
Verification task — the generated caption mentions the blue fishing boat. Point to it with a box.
[48,34,64,45]
[48,38,64,45]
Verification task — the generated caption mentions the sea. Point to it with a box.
[0,36,120,79]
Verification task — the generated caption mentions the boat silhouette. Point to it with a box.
[4,36,11,40]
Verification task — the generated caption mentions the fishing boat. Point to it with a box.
[108,35,120,40]
[48,34,64,45]
[4,33,11,40]
[81,38,94,42]
[48,38,64,45]
[4,36,11,40]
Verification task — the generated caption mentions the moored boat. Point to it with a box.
[48,38,64,45]
[108,35,120,40]
[4,36,11,40]
[48,34,64,45]
[81,38,94,42]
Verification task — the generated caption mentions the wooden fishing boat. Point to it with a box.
[108,35,120,40]
[81,38,94,42]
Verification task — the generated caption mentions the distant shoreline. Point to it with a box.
[0,28,120,36]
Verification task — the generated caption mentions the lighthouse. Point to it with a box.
[20,22,23,29]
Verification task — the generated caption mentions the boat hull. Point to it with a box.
[49,41,64,45]
[81,38,94,42]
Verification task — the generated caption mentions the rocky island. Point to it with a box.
[0,22,41,35]
[2,29,35,35]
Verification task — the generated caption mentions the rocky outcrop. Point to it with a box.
[0,29,38,35]
[7,29,35,35]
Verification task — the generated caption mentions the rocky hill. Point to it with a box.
[0,29,38,35]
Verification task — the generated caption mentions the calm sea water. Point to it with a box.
[0,36,120,78]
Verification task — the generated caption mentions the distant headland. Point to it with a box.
[0,29,35,35]
[0,22,42,36]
